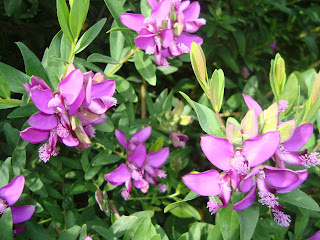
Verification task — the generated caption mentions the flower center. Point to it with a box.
[272,209,291,227]
[231,151,250,175]
[299,152,320,168]
[0,198,8,215]
[121,189,130,200]
[207,196,220,215]
[258,190,279,209]
[127,137,141,153]
[56,124,69,138]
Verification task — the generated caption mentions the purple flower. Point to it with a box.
[182,170,231,213]
[20,68,117,162]
[306,231,320,240]
[269,40,277,53]
[0,175,35,235]
[170,132,189,147]
[120,0,204,67]
[241,67,250,79]
[105,127,169,199]
[83,237,93,240]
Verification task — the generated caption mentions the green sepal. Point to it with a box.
[241,109,258,140]
[277,119,296,143]
[259,102,278,134]
[226,120,242,145]
[209,69,225,112]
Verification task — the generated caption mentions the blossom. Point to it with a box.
[269,40,277,53]
[170,132,189,147]
[120,0,204,67]
[83,237,93,240]
[20,68,116,162]
[0,175,35,235]
[306,231,320,240]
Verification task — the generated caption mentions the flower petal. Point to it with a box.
[104,163,131,185]
[132,126,152,143]
[200,135,234,171]
[176,32,203,49]
[147,147,169,168]
[135,35,155,51]
[61,135,79,147]
[0,175,25,206]
[233,185,257,211]
[13,224,25,235]
[30,88,55,114]
[128,144,147,168]
[133,178,149,189]
[276,169,308,194]
[115,129,128,148]
[68,87,85,116]
[11,205,35,224]
[27,112,58,130]
[160,29,174,48]
[30,76,51,90]
[59,69,84,105]
[305,230,320,240]
[242,131,280,167]
[20,127,50,144]
[263,166,299,189]
[182,170,221,196]
[183,1,200,21]
[282,123,313,151]
[242,94,263,117]
[91,80,116,99]
[239,166,260,193]
[151,0,171,24]
[120,13,146,32]
[276,149,308,166]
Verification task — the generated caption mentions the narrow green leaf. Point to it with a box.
[0,62,29,94]
[0,158,11,188]
[12,147,26,176]
[232,31,246,56]
[87,53,119,64]
[108,216,138,238]
[16,42,50,84]
[164,191,199,213]
[94,117,114,132]
[93,225,114,239]
[294,208,309,239]
[4,0,18,16]
[0,208,13,240]
[0,64,11,98]
[79,224,88,240]
[7,104,38,118]
[134,49,156,86]
[66,211,76,229]
[210,69,225,112]
[4,122,20,153]
[279,72,299,116]
[218,205,240,240]
[56,0,73,43]
[237,204,259,240]
[92,152,121,166]
[44,200,64,223]
[24,220,52,240]
[278,189,320,211]
[58,226,81,240]
[190,42,208,94]
[75,18,107,54]
[180,92,224,137]
[69,0,90,40]
[169,202,201,220]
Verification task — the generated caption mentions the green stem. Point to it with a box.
[62,39,78,80]
[127,192,180,201]
[106,47,140,77]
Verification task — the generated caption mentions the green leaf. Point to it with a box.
[4,0,18,16]
[0,63,11,98]
[237,204,259,240]
[69,0,90,40]
[103,0,134,46]
[164,191,199,213]
[169,202,201,220]
[79,224,88,240]
[279,72,299,116]
[85,165,102,180]
[56,0,73,43]
[208,224,223,240]
[58,226,81,240]
[66,211,76,229]
[294,208,309,239]
[47,31,65,89]
[232,31,246,56]
[0,62,29,94]
[74,57,103,73]
[92,152,121,166]
[180,92,224,137]
[110,75,138,102]
[269,53,286,101]
[16,42,50,85]
[44,200,64,223]
[278,189,320,211]
[0,158,11,188]
[134,49,156,86]
[94,117,114,132]
[140,0,152,17]
[0,208,12,240]
[123,215,155,240]
[4,122,20,153]
[108,216,138,238]
[7,104,38,118]
[23,220,52,240]
[12,147,26,176]
[188,222,201,240]
[87,53,119,64]
[218,205,240,240]
[210,69,225,112]
[0,99,20,109]
[93,225,114,239]
[75,18,107,54]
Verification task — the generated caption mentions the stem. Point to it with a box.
[0,98,33,105]
[106,47,140,77]
[141,78,147,119]
[207,95,225,127]
[62,39,77,80]
[38,218,53,224]
[128,192,180,201]
[313,141,320,152]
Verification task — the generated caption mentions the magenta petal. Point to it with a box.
[184,19,206,33]
[120,13,146,32]
[242,94,263,117]
[151,0,171,23]
[104,163,131,185]
[135,35,155,51]
[147,0,159,8]
[133,178,149,189]
[240,166,260,193]
[88,99,107,115]
[176,32,203,49]
[0,175,24,206]
[264,166,299,188]
[160,29,174,48]
[30,76,50,90]
[242,131,280,167]
[92,113,107,125]
[132,126,152,143]
[200,135,234,171]
[59,69,84,105]
[13,225,25,235]
[283,123,313,151]
[83,76,92,107]
[115,129,128,148]
[128,144,146,168]
[20,127,50,144]
[233,185,257,211]
[306,231,320,240]
[30,88,55,114]
[277,149,307,166]
[277,169,308,194]
[182,170,221,196]
[27,112,58,130]
[183,1,200,21]
[61,135,79,147]
[147,147,169,168]
[11,205,35,224]
[68,87,85,116]
[91,80,116,99]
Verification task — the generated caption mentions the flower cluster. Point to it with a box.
[120,0,205,67]
[0,175,35,235]
[183,94,317,227]
[20,65,117,163]
[105,126,169,200]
